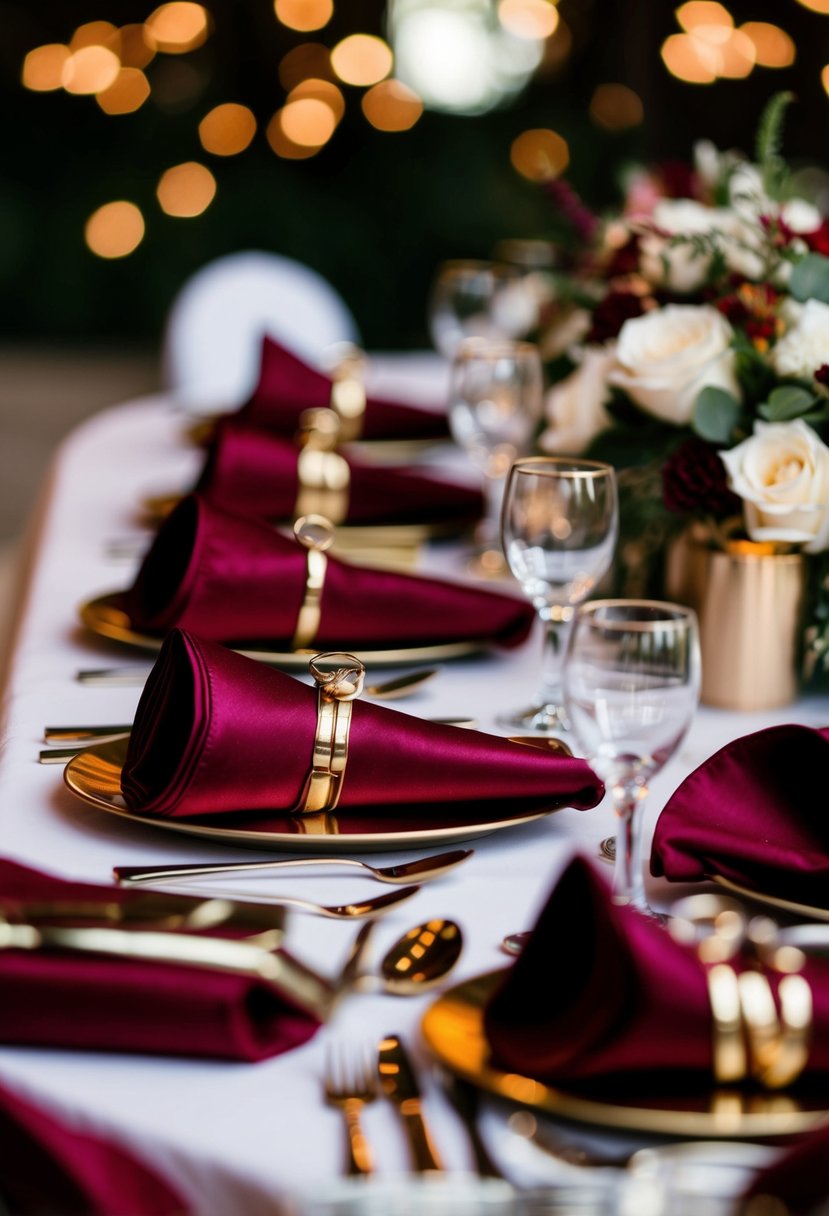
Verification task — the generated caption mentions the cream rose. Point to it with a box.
[539,345,614,455]
[608,304,739,425]
[720,419,829,553]
[771,299,829,382]
[639,199,733,292]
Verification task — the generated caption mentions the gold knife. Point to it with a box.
[377,1033,444,1172]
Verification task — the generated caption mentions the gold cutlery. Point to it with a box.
[440,1072,505,1179]
[377,1033,444,1172]
[72,666,439,695]
[2,892,287,938]
[323,1043,378,1176]
[376,920,462,996]
[81,883,422,921]
[114,847,473,888]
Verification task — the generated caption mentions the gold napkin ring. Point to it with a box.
[763,971,812,1089]
[295,409,351,525]
[707,963,748,1083]
[292,515,335,651]
[330,346,366,443]
[299,652,365,814]
[737,969,780,1082]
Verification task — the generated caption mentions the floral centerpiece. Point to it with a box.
[534,93,829,684]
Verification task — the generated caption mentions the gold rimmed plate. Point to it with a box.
[79,593,483,669]
[63,738,561,853]
[712,873,829,924]
[422,971,829,1139]
[184,417,445,464]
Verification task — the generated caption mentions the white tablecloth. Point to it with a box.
[0,366,826,1212]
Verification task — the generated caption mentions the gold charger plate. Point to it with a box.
[712,873,829,924]
[63,738,560,853]
[422,971,829,1139]
[185,417,444,463]
[79,592,482,669]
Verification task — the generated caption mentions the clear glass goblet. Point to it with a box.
[428,260,525,359]
[500,457,618,731]
[563,599,701,913]
[449,339,544,576]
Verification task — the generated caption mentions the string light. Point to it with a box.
[510,128,569,181]
[362,79,423,131]
[198,103,257,155]
[274,0,333,32]
[589,83,644,131]
[498,0,559,40]
[266,110,324,159]
[157,161,216,216]
[97,68,151,114]
[279,43,334,89]
[331,34,393,87]
[740,22,795,68]
[85,201,145,258]
[62,46,121,95]
[146,3,210,53]
[21,44,70,92]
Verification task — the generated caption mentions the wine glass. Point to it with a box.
[563,600,701,912]
[428,260,526,359]
[449,339,544,576]
[500,457,618,731]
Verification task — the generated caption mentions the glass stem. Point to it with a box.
[537,605,573,710]
[612,780,649,911]
[477,472,505,549]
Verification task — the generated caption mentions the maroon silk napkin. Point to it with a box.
[741,1123,829,1215]
[0,858,320,1061]
[121,629,604,821]
[236,334,450,441]
[651,724,829,906]
[484,855,829,1087]
[124,493,534,649]
[0,1076,184,1215]
[195,419,482,527]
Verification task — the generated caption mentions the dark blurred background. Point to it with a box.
[2,0,827,351]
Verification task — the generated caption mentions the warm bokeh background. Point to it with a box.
[1,0,827,619]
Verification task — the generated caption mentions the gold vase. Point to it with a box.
[665,527,806,711]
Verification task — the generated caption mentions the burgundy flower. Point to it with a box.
[662,437,742,518]
[542,178,599,246]
[803,221,829,258]
[815,364,829,389]
[586,290,645,344]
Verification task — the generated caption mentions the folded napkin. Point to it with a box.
[651,724,829,906]
[124,493,534,649]
[236,334,450,441]
[0,858,320,1061]
[0,1076,184,1215]
[195,419,483,527]
[741,1122,829,1215]
[121,629,604,821]
[484,855,829,1087]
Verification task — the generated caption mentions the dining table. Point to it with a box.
[0,350,827,1215]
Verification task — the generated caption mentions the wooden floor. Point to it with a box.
[0,345,160,646]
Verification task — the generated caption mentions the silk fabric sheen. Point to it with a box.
[651,723,829,905]
[196,419,483,526]
[484,856,829,1086]
[0,859,320,1061]
[121,629,604,821]
[124,494,534,648]
[236,334,450,441]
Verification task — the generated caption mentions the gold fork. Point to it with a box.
[323,1043,377,1176]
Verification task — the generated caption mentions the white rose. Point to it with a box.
[771,298,829,381]
[539,345,614,455]
[639,199,733,292]
[608,304,739,425]
[720,419,829,553]
[781,198,823,234]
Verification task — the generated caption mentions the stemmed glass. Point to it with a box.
[428,260,526,359]
[449,339,544,576]
[500,457,618,731]
[563,600,701,912]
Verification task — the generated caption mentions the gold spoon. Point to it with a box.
[72,666,439,694]
[114,847,473,887]
[376,918,463,995]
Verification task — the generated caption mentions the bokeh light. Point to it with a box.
[676,2,733,32]
[198,103,257,155]
[157,161,216,217]
[146,3,210,54]
[589,83,644,131]
[85,201,145,258]
[119,24,157,69]
[279,43,334,91]
[97,68,151,114]
[716,28,756,78]
[280,97,338,145]
[22,44,70,92]
[288,78,345,122]
[740,22,796,67]
[274,0,333,32]
[498,0,559,40]
[510,128,569,181]
[361,79,424,131]
[661,32,717,83]
[331,34,393,87]
[796,0,829,13]
[266,111,324,159]
[62,46,121,95]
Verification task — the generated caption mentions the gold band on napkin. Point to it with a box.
[330,347,366,443]
[298,653,365,814]
[291,515,335,650]
[295,410,350,525]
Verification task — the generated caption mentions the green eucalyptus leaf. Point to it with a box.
[789,253,829,304]
[692,386,741,443]
[763,384,816,421]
